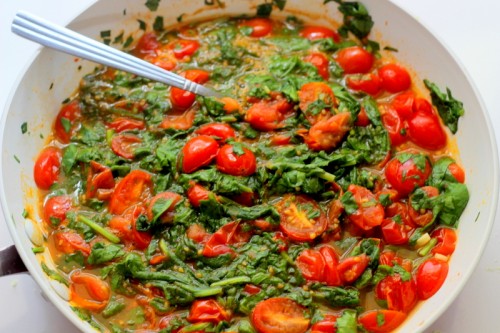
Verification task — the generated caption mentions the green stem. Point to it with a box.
[418,238,438,256]
[176,282,223,298]
[181,322,212,332]
[210,276,251,287]
[77,215,121,244]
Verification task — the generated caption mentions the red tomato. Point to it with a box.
[111,134,142,159]
[379,250,403,267]
[244,284,262,295]
[378,63,412,93]
[53,231,91,256]
[202,221,251,257]
[220,97,241,114]
[296,249,326,281]
[375,274,417,313]
[251,298,310,333]
[391,91,415,120]
[195,123,236,142]
[43,195,72,226]
[408,186,439,227]
[108,170,152,215]
[170,70,210,109]
[303,112,352,151]
[270,134,292,146]
[240,18,273,37]
[336,46,374,74]
[187,299,230,323]
[300,25,341,42]
[186,223,210,243]
[319,246,342,286]
[181,135,219,173]
[231,191,256,207]
[34,146,62,190]
[109,205,151,249]
[134,32,160,56]
[187,183,212,207]
[54,100,81,143]
[358,310,406,333]
[304,52,330,79]
[448,163,465,183]
[275,194,327,242]
[381,106,408,146]
[69,271,110,312]
[385,201,414,228]
[380,218,410,245]
[245,101,284,131]
[310,314,338,333]
[298,82,336,124]
[385,154,431,197]
[160,109,196,130]
[345,184,385,231]
[170,39,200,59]
[107,117,145,132]
[146,191,182,223]
[407,111,447,150]
[431,228,457,256]
[355,107,370,127]
[337,254,369,284]
[416,258,449,300]
[346,73,382,96]
[86,161,115,200]
[216,144,257,176]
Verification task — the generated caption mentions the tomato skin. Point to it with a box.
[54,100,81,143]
[240,18,273,37]
[202,221,251,257]
[416,258,449,300]
[304,52,330,79]
[303,112,352,151]
[43,195,72,226]
[195,123,236,142]
[431,228,457,256]
[375,274,418,313]
[358,310,406,333]
[310,314,338,333]
[378,63,412,93]
[109,205,152,249]
[275,194,327,242]
[380,218,410,245]
[134,32,160,56]
[381,107,408,146]
[108,170,152,215]
[337,254,369,284]
[346,73,382,96]
[355,106,370,127]
[111,134,142,159]
[298,82,336,124]
[146,191,182,223]
[182,135,219,173]
[251,297,310,333]
[345,184,385,231]
[244,284,262,295]
[245,101,284,131]
[107,117,145,132]
[408,186,439,227]
[160,109,196,130]
[187,299,231,323]
[216,144,257,176]
[170,39,200,59]
[300,25,341,42]
[34,146,62,190]
[448,163,465,183]
[391,91,415,120]
[319,246,342,286]
[86,161,115,200]
[170,70,210,109]
[186,223,210,243]
[384,154,431,197]
[187,183,212,208]
[407,111,447,150]
[336,46,374,74]
[296,249,326,282]
[69,271,110,312]
[53,231,91,256]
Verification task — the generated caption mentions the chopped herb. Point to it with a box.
[177,14,185,23]
[49,82,54,90]
[22,209,29,218]
[113,32,124,44]
[123,35,134,48]
[384,45,398,52]
[153,16,164,32]
[21,122,28,134]
[13,155,20,163]
[424,79,465,134]
[32,247,45,254]
[137,19,147,30]
[100,30,111,38]
[145,0,161,11]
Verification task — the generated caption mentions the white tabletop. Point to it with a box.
[1,1,499,332]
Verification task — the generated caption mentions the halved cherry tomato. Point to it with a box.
[170,39,200,59]
[187,299,231,323]
[416,258,449,300]
[195,123,236,142]
[134,32,160,57]
[107,117,145,132]
[220,97,241,114]
[53,231,91,256]
[34,146,62,190]
[380,218,410,245]
[296,249,325,282]
[86,161,115,200]
[303,112,352,151]
[304,52,330,79]
[391,91,415,120]
[298,82,336,124]
[320,246,342,286]
[43,195,72,226]
[385,153,431,197]
[300,25,341,42]
[337,254,369,284]
[385,201,414,227]
[181,135,219,173]
[346,73,382,96]
[69,271,110,311]
[358,310,406,333]
[375,274,417,313]
[344,184,385,231]
[310,314,338,333]
[431,228,457,256]
[187,183,212,208]
[245,100,285,131]
[244,284,262,295]
[170,70,210,109]
[379,250,402,267]
[186,223,210,243]
[54,100,81,143]
[251,297,310,333]
[108,170,152,215]
[109,205,151,249]
[270,134,292,146]
[202,221,251,257]
[407,111,447,150]
[336,46,374,74]
[408,186,439,227]
[216,144,257,176]
[240,18,273,37]
[378,63,412,93]
[275,194,327,242]
[146,191,182,223]
[160,109,196,130]
[447,163,465,183]
[381,106,408,146]
[111,134,142,159]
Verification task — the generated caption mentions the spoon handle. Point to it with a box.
[11,11,221,98]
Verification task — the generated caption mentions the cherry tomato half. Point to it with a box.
[216,144,257,176]
[108,169,152,215]
[298,82,336,124]
[34,146,62,190]
[296,249,326,282]
[202,221,251,257]
[43,195,72,226]
[187,183,212,208]
[69,271,110,311]
[310,314,338,333]
[358,310,406,333]
[378,63,412,93]
[107,117,145,132]
[304,52,330,79]
[240,18,273,37]
[385,153,431,197]
[300,25,341,42]
[431,228,457,256]
[375,274,417,313]
[170,69,210,109]
[53,231,91,256]
[416,258,449,300]
[251,297,310,333]
[134,32,160,57]
[181,135,219,173]
[303,112,352,151]
[344,184,385,231]
[111,134,142,159]
[54,100,81,143]
[407,111,447,150]
[336,46,374,74]
[381,106,408,146]
[245,99,289,131]
[170,39,200,59]
[447,163,466,183]
[346,73,382,96]
[86,161,115,200]
[337,254,369,284]
[187,299,231,323]
[195,123,236,142]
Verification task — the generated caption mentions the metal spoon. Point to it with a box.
[11,11,222,98]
